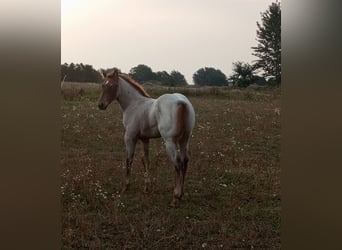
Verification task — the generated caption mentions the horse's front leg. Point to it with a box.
[141,139,151,193]
[123,134,137,192]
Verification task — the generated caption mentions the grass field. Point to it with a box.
[61,82,281,249]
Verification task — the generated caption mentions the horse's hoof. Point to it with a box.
[143,181,152,194]
[121,185,129,193]
[170,198,180,207]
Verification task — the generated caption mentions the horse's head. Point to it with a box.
[98,69,119,110]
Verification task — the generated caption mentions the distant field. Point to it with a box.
[61,82,281,249]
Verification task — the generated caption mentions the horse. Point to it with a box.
[97,69,195,207]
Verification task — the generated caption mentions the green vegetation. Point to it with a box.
[129,64,188,86]
[193,67,228,86]
[61,63,101,83]
[252,1,281,85]
[229,1,281,87]
[129,64,155,83]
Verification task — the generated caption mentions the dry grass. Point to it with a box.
[61,83,281,249]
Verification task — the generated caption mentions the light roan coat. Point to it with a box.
[97,69,195,206]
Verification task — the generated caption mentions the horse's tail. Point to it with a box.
[174,101,189,144]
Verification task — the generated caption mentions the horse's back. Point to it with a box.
[154,93,195,140]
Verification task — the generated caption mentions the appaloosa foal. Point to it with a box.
[97,69,195,206]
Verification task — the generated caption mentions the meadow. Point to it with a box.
[61,82,281,249]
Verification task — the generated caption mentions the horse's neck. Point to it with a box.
[116,78,148,111]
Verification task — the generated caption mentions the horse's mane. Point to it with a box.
[119,74,150,98]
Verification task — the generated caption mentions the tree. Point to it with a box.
[252,1,281,85]
[170,70,187,86]
[84,64,101,83]
[229,61,256,88]
[60,63,101,83]
[193,67,228,86]
[129,64,154,82]
[61,63,68,81]
[154,71,173,85]
[68,63,76,81]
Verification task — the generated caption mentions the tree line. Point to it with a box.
[61,63,101,83]
[61,2,280,87]
[128,65,187,86]
[60,63,188,86]
[60,63,229,86]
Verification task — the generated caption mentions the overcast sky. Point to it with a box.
[61,0,275,84]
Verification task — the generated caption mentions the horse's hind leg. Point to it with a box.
[179,140,189,195]
[165,139,183,207]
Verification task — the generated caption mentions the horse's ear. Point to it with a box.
[99,69,106,79]
[108,70,119,81]
[114,70,119,81]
